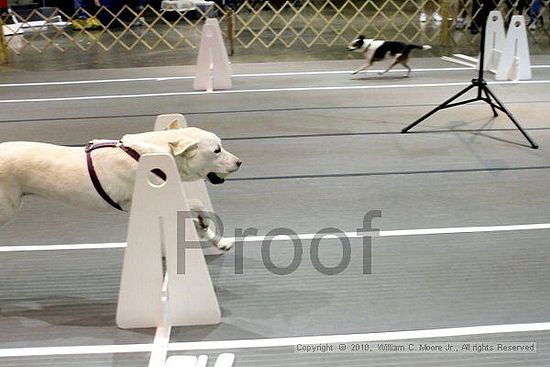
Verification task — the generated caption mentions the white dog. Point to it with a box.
[0,120,241,250]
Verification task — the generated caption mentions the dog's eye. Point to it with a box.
[214,146,221,154]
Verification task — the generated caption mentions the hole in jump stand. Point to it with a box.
[148,168,168,188]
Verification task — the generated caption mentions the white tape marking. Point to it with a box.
[1,80,550,103]
[0,322,549,357]
[0,344,153,357]
[1,223,549,253]
[454,54,479,63]
[0,67,475,88]
[0,82,469,103]
[441,56,477,68]
[1,65,549,89]
[168,322,550,352]
[379,222,550,237]
[0,242,127,252]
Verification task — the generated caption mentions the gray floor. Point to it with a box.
[0,57,550,366]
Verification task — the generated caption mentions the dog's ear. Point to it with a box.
[166,119,182,130]
[169,137,199,157]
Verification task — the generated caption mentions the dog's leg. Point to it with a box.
[0,186,22,226]
[399,55,412,77]
[191,203,233,251]
[403,62,412,77]
[379,55,401,75]
[352,61,372,75]
[197,224,234,251]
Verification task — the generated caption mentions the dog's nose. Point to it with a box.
[236,160,242,167]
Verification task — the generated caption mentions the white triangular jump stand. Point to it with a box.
[116,152,221,329]
[495,15,531,81]
[445,11,531,82]
[483,10,505,72]
[194,18,232,92]
[154,113,225,256]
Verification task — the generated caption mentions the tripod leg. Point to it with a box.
[482,86,498,117]
[402,83,476,133]
[484,86,538,149]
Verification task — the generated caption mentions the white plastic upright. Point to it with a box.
[194,18,232,91]
[484,11,505,72]
[495,15,531,81]
[116,153,221,329]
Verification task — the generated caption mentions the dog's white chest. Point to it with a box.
[364,40,384,52]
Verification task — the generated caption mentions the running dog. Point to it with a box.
[348,36,432,76]
[0,120,241,250]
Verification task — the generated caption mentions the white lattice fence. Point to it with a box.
[232,0,443,49]
[0,0,548,61]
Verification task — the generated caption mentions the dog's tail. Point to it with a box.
[402,44,431,56]
[412,44,432,51]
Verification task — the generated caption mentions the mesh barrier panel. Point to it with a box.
[0,0,548,60]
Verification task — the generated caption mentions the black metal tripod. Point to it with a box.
[401,14,538,149]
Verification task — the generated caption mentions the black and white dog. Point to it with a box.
[348,36,432,77]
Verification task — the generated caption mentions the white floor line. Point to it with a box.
[0,242,126,252]
[1,79,550,104]
[454,54,479,63]
[1,222,549,253]
[0,67,475,88]
[213,67,475,78]
[168,322,550,352]
[230,222,550,243]
[378,222,550,237]
[0,76,195,88]
[0,321,549,358]
[1,64,549,89]
[0,343,154,357]
[441,56,477,68]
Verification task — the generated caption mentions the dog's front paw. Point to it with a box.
[216,237,234,251]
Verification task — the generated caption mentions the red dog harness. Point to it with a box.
[85,140,166,211]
